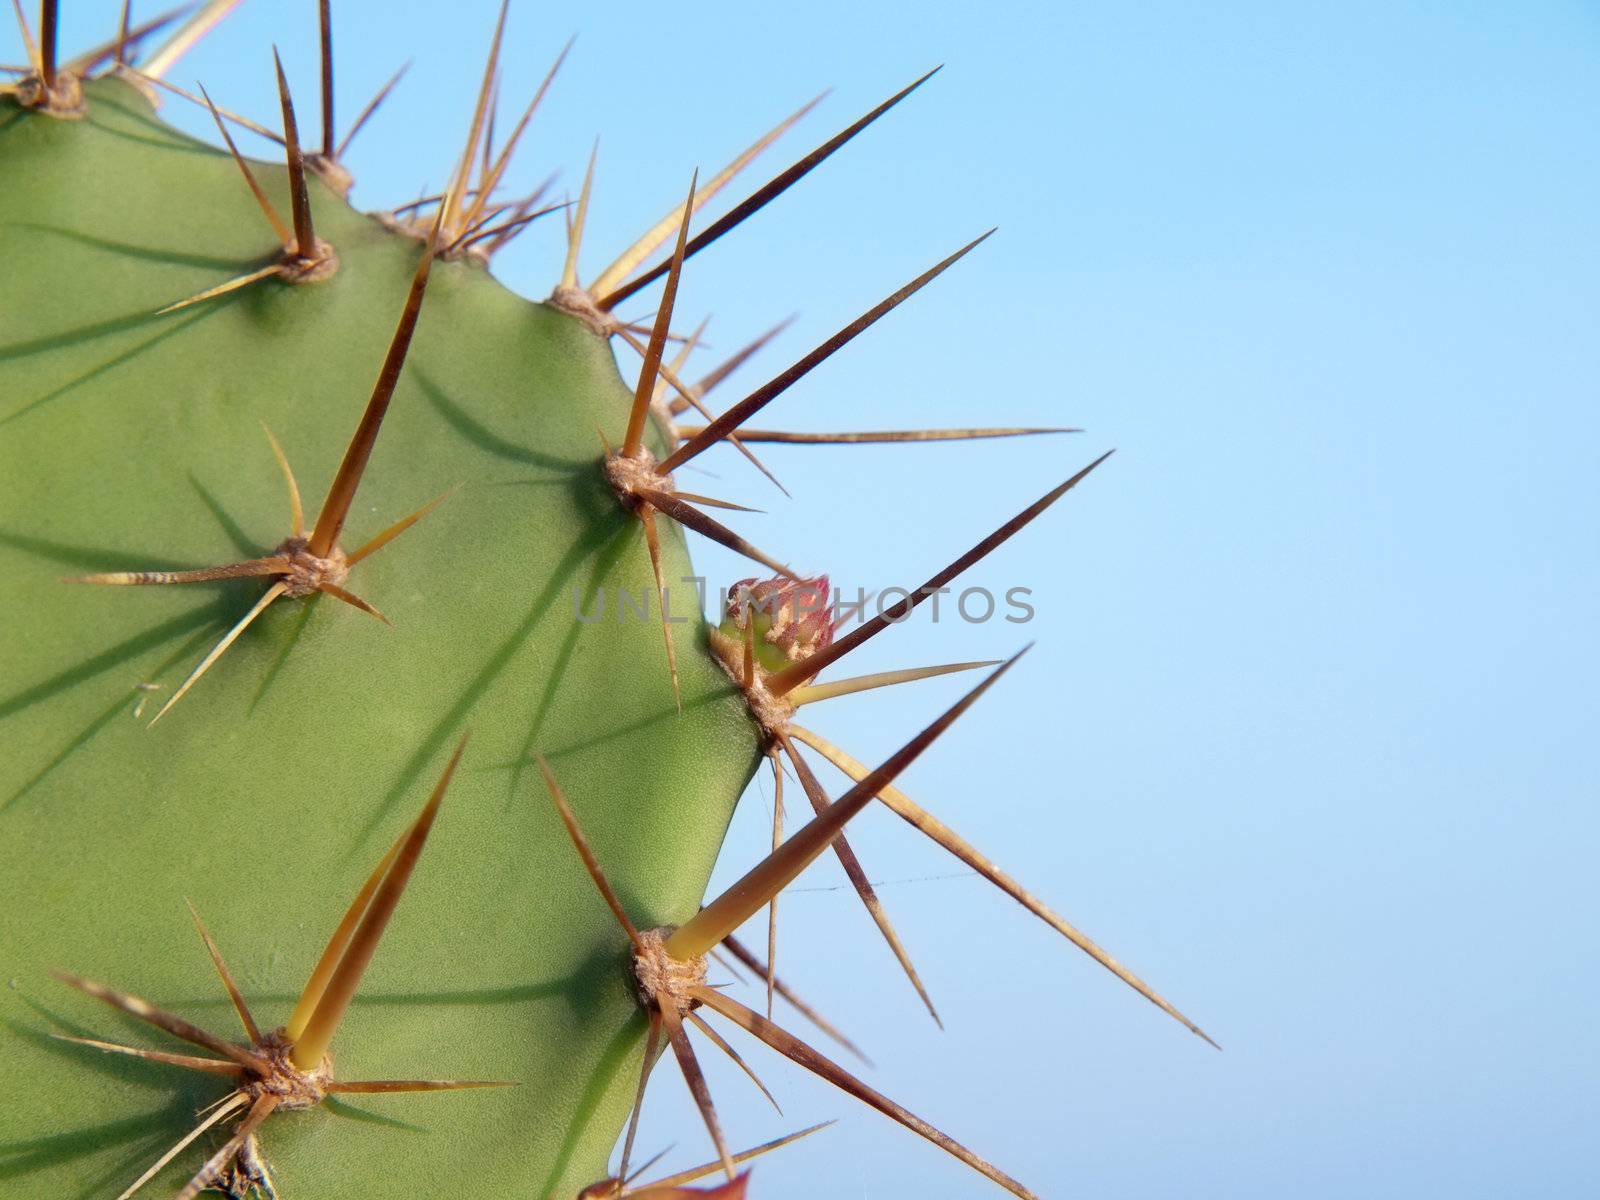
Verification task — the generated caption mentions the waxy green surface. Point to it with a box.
[0,78,761,1199]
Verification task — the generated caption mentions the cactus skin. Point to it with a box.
[0,75,762,1198]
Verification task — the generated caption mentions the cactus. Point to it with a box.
[0,5,1212,1198]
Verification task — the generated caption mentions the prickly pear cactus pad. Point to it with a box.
[0,69,758,1199]
[1,5,1217,1199]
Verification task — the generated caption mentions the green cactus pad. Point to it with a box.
[0,77,760,1199]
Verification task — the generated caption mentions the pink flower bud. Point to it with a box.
[722,574,833,668]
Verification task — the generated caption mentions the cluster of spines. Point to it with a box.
[10,2,1215,1197]
[539,654,1044,1198]
[53,738,516,1200]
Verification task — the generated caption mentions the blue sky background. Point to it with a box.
[14,2,1600,1196]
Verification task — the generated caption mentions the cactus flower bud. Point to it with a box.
[720,575,834,673]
